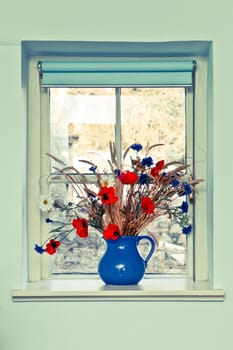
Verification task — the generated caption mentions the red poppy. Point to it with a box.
[45,239,61,255]
[98,186,118,205]
[72,218,88,238]
[141,197,155,214]
[119,171,138,184]
[150,160,165,178]
[103,223,120,240]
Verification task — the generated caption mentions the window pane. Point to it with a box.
[121,88,187,274]
[121,88,185,162]
[49,88,114,274]
[50,88,115,173]
[48,87,188,275]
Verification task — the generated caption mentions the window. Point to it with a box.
[26,42,210,286]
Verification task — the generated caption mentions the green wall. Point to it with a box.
[0,1,232,349]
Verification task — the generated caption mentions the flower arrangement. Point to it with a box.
[35,142,201,255]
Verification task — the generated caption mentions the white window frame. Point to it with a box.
[13,41,224,302]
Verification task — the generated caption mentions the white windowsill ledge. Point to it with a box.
[12,276,225,302]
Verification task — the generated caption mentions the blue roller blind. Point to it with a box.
[38,60,195,87]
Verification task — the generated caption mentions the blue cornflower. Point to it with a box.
[89,166,97,174]
[184,182,192,195]
[171,179,180,187]
[45,217,53,223]
[180,201,188,213]
[141,156,154,167]
[179,182,192,196]
[114,168,120,177]
[161,172,168,177]
[34,244,45,254]
[139,173,150,185]
[182,225,192,235]
[131,143,143,152]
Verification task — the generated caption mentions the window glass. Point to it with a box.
[50,88,115,172]
[121,88,185,162]
[48,87,188,275]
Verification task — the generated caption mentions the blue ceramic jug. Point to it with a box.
[98,235,156,285]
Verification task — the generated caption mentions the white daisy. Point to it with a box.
[39,195,53,212]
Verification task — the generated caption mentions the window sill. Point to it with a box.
[12,276,225,302]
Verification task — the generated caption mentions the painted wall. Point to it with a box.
[0,1,232,349]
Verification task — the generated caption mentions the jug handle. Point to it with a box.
[136,235,156,268]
